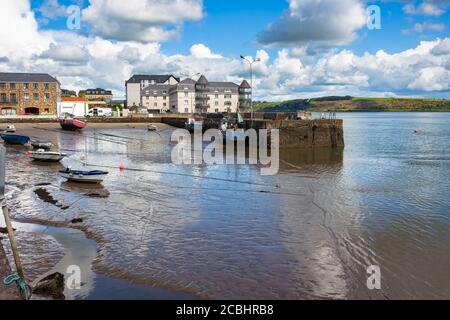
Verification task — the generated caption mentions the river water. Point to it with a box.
[2,112,449,299]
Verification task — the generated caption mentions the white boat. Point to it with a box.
[59,168,109,183]
[148,125,158,131]
[30,140,53,150]
[0,125,16,133]
[29,149,67,162]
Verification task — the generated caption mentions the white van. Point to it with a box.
[86,108,113,117]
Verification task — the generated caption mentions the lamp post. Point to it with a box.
[240,55,260,127]
[181,72,200,114]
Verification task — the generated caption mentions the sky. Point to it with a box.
[0,0,449,100]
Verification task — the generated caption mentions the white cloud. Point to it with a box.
[403,1,446,16]
[257,0,367,47]
[82,0,204,42]
[39,43,90,63]
[190,44,222,59]
[402,22,446,34]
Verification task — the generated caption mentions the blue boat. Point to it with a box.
[0,134,30,145]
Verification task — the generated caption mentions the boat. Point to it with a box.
[0,134,30,145]
[148,125,158,131]
[29,149,66,162]
[30,140,53,150]
[59,168,109,183]
[59,116,87,131]
[0,125,16,133]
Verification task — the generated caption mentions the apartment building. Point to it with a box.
[125,74,180,109]
[81,88,113,103]
[130,74,251,114]
[0,72,60,115]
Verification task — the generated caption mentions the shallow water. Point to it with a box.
[3,113,450,299]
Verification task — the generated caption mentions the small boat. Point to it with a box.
[30,140,53,150]
[29,149,66,162]
[60,117,87,131]
[0,125,16,133]
[0,134,30,145]
[148,125,158,131]
[59,168,109,183]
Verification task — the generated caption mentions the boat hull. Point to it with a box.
[0,134,30,145]
[30,152,66,162]
[59,170,108,183]
[60,118,87,131]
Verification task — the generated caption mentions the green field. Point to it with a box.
[253,97,450,112]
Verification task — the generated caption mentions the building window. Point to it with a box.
[44,93,50,101]
[44,108,49,113]
[10,93,17,103]
[215,108,219,113]
[184,100,189,106]
[10,83,16,89]
[225,101,232,106]
[154,102,157,107]
[184,92,189,97]
[34,93,39,100]
[0,83,5,89]
[24,83,29,89]
[215,101,219,106]
[0,93,6,102]
[163,96,166,100]
[24,93,30,101]
[163,103,166,107]
[215,94,219,99]
[224,94,232,99]
[184,108,189,113]
[34,83,39,90]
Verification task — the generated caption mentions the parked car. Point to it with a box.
[86,108,113,117]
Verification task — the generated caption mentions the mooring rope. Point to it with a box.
[2,272,32,300]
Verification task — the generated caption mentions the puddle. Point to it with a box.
[11,221,195,300]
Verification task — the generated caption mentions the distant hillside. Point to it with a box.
[254,97,450,112]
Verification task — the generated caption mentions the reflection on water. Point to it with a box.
[3,114,450,299]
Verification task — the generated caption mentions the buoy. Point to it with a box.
[119,164,124,171]
[413,129,418,134]
[24,151,30,156]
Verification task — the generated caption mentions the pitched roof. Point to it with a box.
[208,82,239,88]
[196,74,209,84]
[179,78,196,84]
[0,72,59,83]
[126,74,180,84]
[239,80,251,88]
[85,88,112,95]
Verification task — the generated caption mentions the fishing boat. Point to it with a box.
[59,168,109,183]
[30,140,53,150]
[29,149,66,162]
[59,115,87,131]
[0,134,30,145]
[0,125,16,133]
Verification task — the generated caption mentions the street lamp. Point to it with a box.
[240,55,260,127]
[181,72,200,114]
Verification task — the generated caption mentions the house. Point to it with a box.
[61,89,77,97]
[57,97,88,117]
[0,72,60,115]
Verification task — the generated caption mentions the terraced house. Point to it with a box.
[0,72,60,115]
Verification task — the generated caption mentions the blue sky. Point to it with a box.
[1,0,449,99]
[30,0,449,57]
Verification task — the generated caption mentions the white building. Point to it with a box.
[57,97,88,117]
[127,74,252,114]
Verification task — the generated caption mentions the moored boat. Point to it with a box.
[29,149,66,162]
[0,134,30,145]
[148,125,158,131]
[0,125,16,133]
[30,140,53,150]
[59,168,108,183]
[60,117,87,131]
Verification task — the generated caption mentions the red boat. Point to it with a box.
[60,117,87,131]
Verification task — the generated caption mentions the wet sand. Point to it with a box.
[2,115,450,300]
